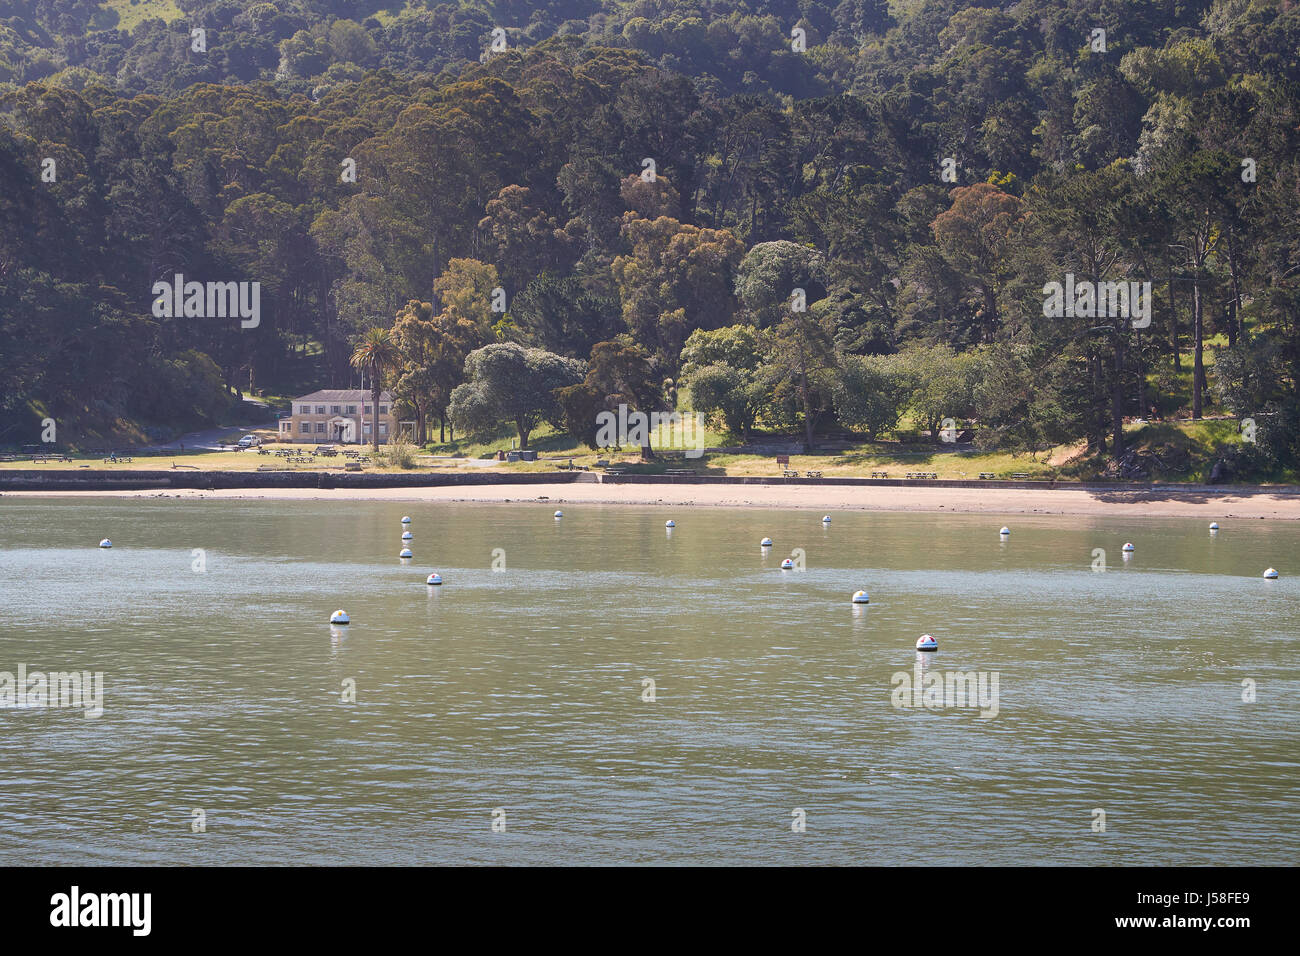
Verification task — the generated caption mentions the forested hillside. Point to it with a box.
[1,1,1298,477]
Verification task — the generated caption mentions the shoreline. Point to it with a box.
[5,482,1300,518]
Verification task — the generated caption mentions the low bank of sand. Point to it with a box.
[6,482,1300,519]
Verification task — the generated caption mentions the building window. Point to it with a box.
[363,423,371,434]
[346,405,356,414]
[379,405,389,415]
[316,405,326,414]
[316,422,326,433]
[330,405,341,414]
[300,422,311,433]
[379,423,388,435]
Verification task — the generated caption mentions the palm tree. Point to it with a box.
[350,327,400,451]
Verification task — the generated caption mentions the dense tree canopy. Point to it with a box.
[2,0,1298,475]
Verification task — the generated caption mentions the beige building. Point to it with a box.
[280,389,398,444]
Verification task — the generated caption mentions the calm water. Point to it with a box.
[0,498,1296,865]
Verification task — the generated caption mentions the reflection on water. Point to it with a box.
[0,499,1296,865]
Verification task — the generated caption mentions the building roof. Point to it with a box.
[295,390,393,403]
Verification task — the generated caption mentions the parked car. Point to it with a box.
[237,434,262,448]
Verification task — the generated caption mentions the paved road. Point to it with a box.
[140,400,277,451]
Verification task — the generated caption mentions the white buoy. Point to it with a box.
[98,539,112,548]
[916,633,938,652]
[851,590,870,604]
[822,515,831,524]
[780,558,794,570]
[554,510,563,518]
[1210,522,1219,531]
[330,609,349,625]
[999,527,1010,536]
[401,516,411,524]
[426,573,442,586]
[1122,542,1135,552]
[1264,568,1279,579]
[665,520,675,528]
[401,530,413,540]
[760,537,773,547]
[399,547,413,558]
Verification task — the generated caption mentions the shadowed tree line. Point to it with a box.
[0,1,1297,475]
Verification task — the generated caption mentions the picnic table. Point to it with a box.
[32,454,72,463]
[666,468,696,476]
[979,472,996,479]
[905,471,938,479]
[605,468,626,476]
[102,456,134,464]
[1011,472,1030,480]
[870,471,890,478]
[805,470,823,478]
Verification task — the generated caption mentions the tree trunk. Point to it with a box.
[439,409,445,444]
[517,419,529,450]
[1192,272,1204,419]
[799,366,814,454]
[982,283,998,343]
[1086,354,1104,454]
[1166,249,1179,374]
[1135,328,1146,420]
[1112,328,1125,457]
[1228,228,1242,346]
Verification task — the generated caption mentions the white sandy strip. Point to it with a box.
[5,482,1299,519]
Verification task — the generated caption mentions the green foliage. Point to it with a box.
[892,344,983,442]
[2,0,1299,478]
[832,353,909,440]
[557,337,661,449]
[449,342,585,449]
[375,433,419,469]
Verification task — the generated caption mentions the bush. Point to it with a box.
[377,436,418,469]
[832,354,910,440]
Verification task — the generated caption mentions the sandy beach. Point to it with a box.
[7,482,1300,519]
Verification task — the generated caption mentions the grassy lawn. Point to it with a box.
[0,446,461,475]
[364,1,417,26]
[2,417,1286,483]
[97,0,184,33]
